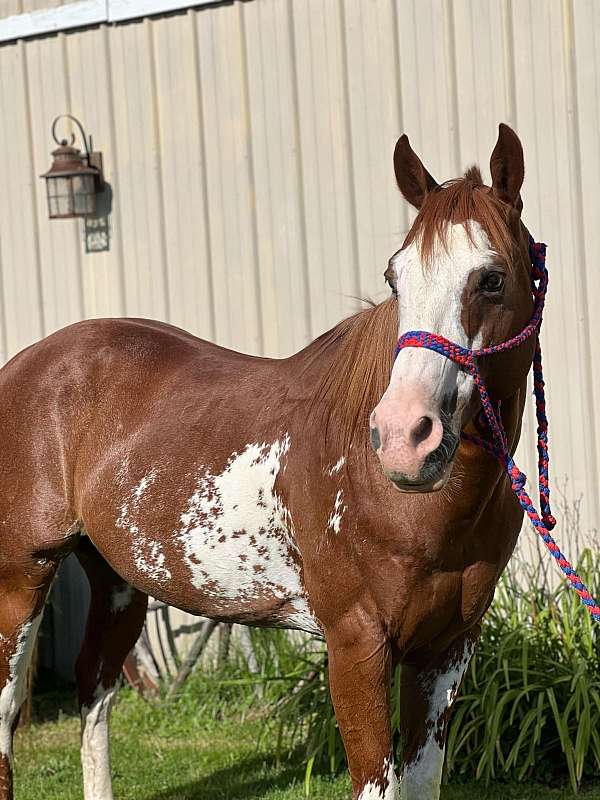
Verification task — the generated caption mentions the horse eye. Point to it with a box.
[479,271,505,294]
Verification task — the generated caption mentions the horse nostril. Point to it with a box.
[410,415,433,447]
[370,426,381,451]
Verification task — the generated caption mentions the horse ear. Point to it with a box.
[393,134,438,209]
[490,123,524,208]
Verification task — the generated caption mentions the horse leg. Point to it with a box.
[399,631,478,800]
[0,563,56,799]
[75,539,148,800]
[326,618,398,799]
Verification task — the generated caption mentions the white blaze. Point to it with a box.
[387,221,493,414]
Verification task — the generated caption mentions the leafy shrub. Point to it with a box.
[446,547,600,792]
[273,520,600,792]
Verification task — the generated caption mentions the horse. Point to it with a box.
[0,122,537,800]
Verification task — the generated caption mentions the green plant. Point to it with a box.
[171,626,321,724]
[446,547,600,793]
[272,505,600,793]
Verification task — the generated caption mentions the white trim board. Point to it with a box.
[0,1,106,41]
[0,0,224,43]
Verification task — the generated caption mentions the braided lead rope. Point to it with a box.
[395,238,600,622]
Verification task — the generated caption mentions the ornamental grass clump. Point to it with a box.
[446,545,600,792]
[273,497,600,794]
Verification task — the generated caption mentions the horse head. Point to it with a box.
[370,124,535,492]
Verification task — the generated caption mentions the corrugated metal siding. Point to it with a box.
[4,1,73,14]
[0,0,599,670]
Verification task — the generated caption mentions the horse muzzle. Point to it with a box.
[370,391,459,492]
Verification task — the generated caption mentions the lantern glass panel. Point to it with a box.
[46,176,74,218]
[72,174,96,215]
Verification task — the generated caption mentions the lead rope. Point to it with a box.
[395,238,600,622]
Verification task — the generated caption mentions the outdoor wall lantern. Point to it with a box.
[41,115,104,219]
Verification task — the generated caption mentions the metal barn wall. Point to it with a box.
[4,1,75,15]
[0,0,599,670]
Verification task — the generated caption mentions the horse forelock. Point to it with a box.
[403,166,517,269]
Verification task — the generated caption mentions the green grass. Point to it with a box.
[13,686,600,799]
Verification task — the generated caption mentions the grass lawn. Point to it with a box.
[14,686,600,800]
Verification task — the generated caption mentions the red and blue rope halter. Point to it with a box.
[395,236,600,622]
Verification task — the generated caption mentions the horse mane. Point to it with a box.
[405,165,515,267]
[306,167,516,456]
[305,298,397,456]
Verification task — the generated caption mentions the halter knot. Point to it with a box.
[508,465,526,492]
[394,236,599,622]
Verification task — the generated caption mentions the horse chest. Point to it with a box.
[112,438,321,635]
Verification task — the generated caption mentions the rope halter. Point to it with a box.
[395,236,600,622]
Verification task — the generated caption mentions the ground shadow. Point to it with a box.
[145,750,318,800]
[30,685,78,724]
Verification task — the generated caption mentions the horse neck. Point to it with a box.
[283,301,397,455]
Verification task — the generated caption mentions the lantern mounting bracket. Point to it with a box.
[50,114,105,190]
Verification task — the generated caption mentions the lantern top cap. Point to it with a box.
[40,143,99,179]
[53,142,81,158]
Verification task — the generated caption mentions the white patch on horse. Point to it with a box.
[117,469,172,584]
[133,471,154,500]
[358,756,398,799]
[327,490,346,534]
[326,456,346,475]
[0,612,43,763]
[111,585,135,613]
[80,683,118,800]
[401,640,474,799]
[178,436,320,634]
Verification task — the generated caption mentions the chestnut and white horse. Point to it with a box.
[0,124,536,799]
